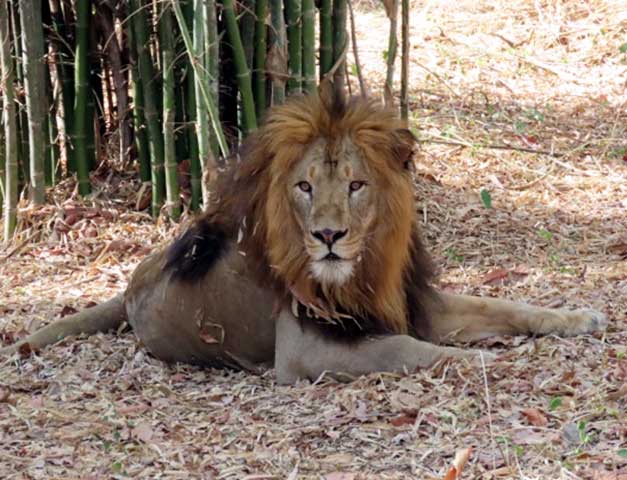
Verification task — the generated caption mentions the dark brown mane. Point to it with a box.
[166,93,437,339]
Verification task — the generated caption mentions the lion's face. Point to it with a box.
[288,137,376,286]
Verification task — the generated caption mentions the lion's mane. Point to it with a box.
[167,93,436,339]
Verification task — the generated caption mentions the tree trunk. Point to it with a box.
[19,0,47,203]
[0,0,19,241]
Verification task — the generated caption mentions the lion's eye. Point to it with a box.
[297,181,312,193]
[349,181,366,193]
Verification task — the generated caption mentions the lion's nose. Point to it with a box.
[312,228,348,247]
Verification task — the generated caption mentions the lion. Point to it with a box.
[0,90,607,384]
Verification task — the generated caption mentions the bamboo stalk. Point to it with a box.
[332,0,347,97]
[221,0,257,133]
[285,0,302,94]
[182,0,201,210]
[158,4,181,220]
[269,0,287,105]
[131,0,165,216]
[19,0,47,203]
[192,0,212,201]
[240,0,256,69]
[319,0,332,80]
[400,0,409,119]
[384,0,399,106]
[253,0,267,117]
[128,18,151,182]
[302,0,315,93]
[0,0,19,241]
[206,0,220,167]
[71,0,92,194]
[171,0,227,157]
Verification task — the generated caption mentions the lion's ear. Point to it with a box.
[395,128,417,171]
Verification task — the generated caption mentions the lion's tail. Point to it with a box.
[0,294,127,357]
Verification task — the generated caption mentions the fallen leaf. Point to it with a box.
[443,447,472,480]
[321,453,354,465]
[131,422,155,443]
[325,473,356,480]
[511,429,557,445]
[390,413,417,427]
[18,342,35,358]
[0,388,15,405]
[482,268,509,285]
[521,408,548,427]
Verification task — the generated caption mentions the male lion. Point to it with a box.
[0,92,607,384]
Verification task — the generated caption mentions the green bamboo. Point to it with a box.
[332,0,347,96]
[400,0,409,119]
[206,0,220,164]
[131,0,165,216]
[302,0,315,93]
[71,0,91,194]
[269,0,286,104]
[285,0,302,94]
[240,0,256,69]
[192,0,211,194]
[0,0,19,241]
[319,0,332,79]
[222,0,257,133]
[171,0,227,157]
[159,4,181,220]
[384,0,398,106]
[128,16,151,182]
[9,0,28,183]
[253,0,267,118]
[182,0,201,210]
[19,0,47,203]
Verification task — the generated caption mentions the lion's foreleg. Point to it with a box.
[429,292,607,343]
[0,295,127,356]
[274,308,486,384]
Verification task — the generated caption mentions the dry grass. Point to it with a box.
[1,1,626,478]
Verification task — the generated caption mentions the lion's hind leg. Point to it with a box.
[430,292,608,344]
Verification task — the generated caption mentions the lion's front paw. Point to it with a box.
[563,308,608,336]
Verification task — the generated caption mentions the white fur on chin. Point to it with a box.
[311,260,354,286]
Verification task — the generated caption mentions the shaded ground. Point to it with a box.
[1,1,626,478]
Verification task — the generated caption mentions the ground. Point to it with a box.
[1,1,626,478]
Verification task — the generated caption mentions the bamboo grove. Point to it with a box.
[0,0,411,242]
